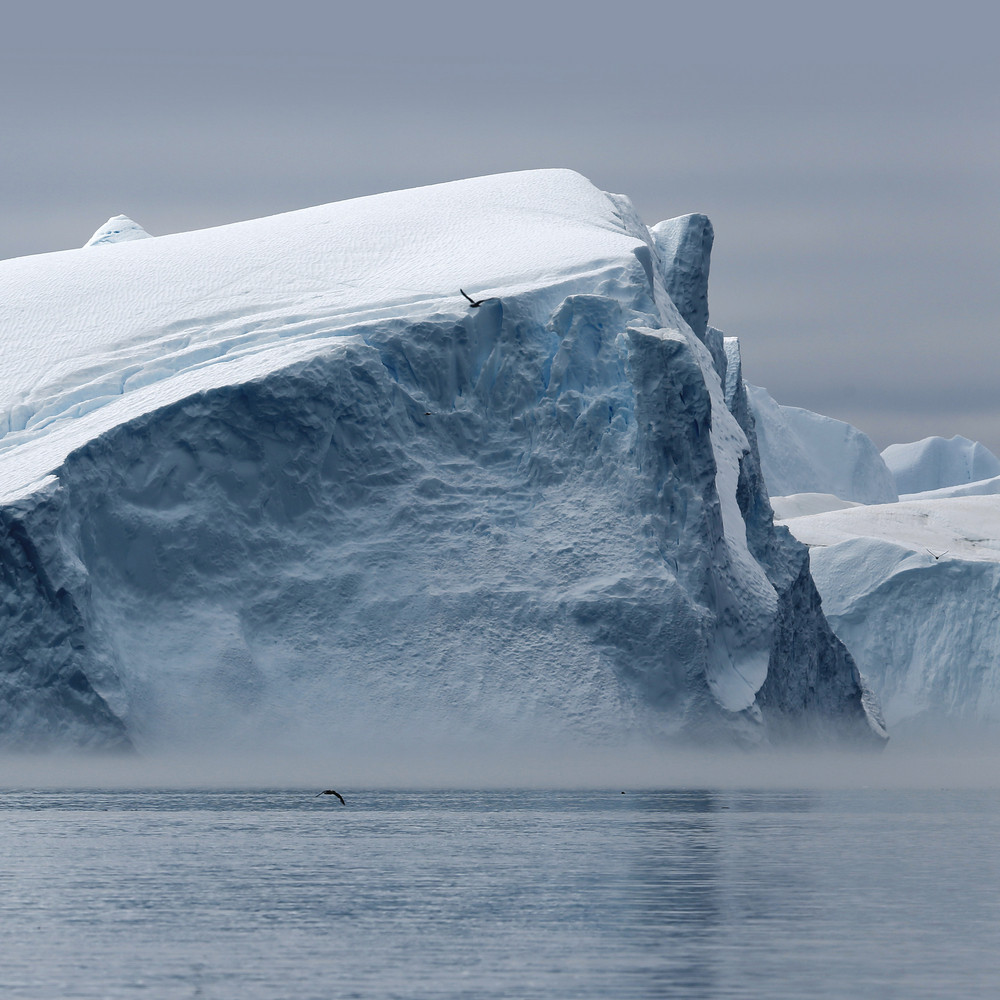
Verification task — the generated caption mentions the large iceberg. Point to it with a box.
[0,169,883,751]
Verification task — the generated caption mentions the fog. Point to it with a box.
[4,735,1000,792]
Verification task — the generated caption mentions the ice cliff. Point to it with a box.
[0,169,883,751]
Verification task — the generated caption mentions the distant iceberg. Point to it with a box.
[781,495,1000,737]
[761,409,1000,735]
[746,384,898,504]
[882,435,1000,496]
[84,215,153,247]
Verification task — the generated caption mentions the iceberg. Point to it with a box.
[760,407,1000,734]
[746,384,898,504]
[0,169,882,751]
[781,497,1000,735]
[882,435,1000,496]
[84,215,154,247]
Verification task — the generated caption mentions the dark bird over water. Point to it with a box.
[460,288,485,308]
[316,789,346,804]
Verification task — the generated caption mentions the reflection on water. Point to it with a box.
[1,789,998,999]
[629,792,724,998]
[625,792,819,998]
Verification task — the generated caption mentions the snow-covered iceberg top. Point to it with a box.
[83,215,153,247]
[0,169,643,502]
[882,435,1000,496]
[897,474,1000,502]
[770,492,862,520]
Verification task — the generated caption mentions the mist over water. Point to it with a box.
[5,736,1000,791]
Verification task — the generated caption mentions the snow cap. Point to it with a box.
[84,215,153,247]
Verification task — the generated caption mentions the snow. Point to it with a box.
[782,496,1000,564]
[84,215,153,247]
[746,384,898,504]
[882,435,1000,496]
[0,169,880,750]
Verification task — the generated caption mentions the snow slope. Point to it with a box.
[0,169,881,751]
[782,497,1000,732]
[882,435,1000,496]
[746,384,898,504]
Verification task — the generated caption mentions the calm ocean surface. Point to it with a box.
[1,787,998,999]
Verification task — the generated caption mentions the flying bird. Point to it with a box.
[315,789,346,804]
[926,548,949,561]
[460,289,485,308]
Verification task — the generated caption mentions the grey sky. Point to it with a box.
[3,1,998,451]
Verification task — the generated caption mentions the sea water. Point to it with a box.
[1,788,998,999]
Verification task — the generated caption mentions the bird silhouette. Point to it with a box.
[315,789,346,804]
[460,289,485,308]
[926,548,949,561]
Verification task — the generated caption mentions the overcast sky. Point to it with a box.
[3,1,998,451]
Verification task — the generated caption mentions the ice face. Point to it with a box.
[0,169,881,751]
[648,214,714,341]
